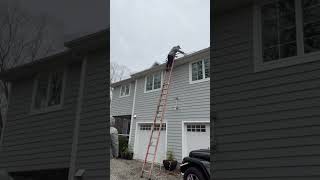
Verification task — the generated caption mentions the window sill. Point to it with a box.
[254,51,320,72]
[119,95,130,98]
[144,88,161,93]
[30,104,63,115]
[189,77,210,84]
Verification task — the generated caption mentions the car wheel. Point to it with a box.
[183,167,205,180]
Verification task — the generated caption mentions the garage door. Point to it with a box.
[183,122,210,158]
[134,123,166,164]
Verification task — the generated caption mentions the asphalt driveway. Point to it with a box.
[110,158,182,180]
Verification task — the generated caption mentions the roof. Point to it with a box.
[111,47,210,87]
[214,0,253,15]
[0,29,109,81]
[110,77,134,88]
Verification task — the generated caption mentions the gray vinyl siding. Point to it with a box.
[130,50,210,161]
[110,82,135,116]
[74,52,108,180]
[0,63,81,172]
[213,5,320,180]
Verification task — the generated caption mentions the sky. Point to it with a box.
[2,0,109,50]
[110,0,210,73]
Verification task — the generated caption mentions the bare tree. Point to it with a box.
[110,62,131,84]
[0,1,55,136]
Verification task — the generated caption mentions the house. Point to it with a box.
[213,0,320,179]
[111,47,210,163]
[0,30,109,180]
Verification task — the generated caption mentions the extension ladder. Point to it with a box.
[140,59,175,180]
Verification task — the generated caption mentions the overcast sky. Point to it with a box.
[2,0,108,49]
[111,0,210,73]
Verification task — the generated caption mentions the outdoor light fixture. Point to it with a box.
[133,114,137,119]
[174,97,179,110]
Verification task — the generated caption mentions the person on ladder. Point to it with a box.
[166,45,186,71]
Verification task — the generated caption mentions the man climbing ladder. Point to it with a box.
[166,45,185,71]
[141,46,186,180]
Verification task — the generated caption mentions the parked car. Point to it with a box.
[180,149,210,180]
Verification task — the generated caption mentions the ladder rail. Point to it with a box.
[141,59,175,179]
[148,61,175,178]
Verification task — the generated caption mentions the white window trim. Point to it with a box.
[253,0,320,72]
[119,84,131,98]
[189,59,210,84]
[30,67,67,115]
[134,121,167,160]
[181,120,210,158]
[144,71,164,93]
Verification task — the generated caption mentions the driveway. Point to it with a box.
[110,158,182,180]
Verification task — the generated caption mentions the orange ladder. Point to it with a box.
[140,59,175,180]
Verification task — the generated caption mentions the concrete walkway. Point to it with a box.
[110,158,182,180]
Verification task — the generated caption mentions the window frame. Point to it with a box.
[119,84,131,98]
[144,71,163,93]
[189,59,210,84]
[253,0,320,72]
[30,67,67,114]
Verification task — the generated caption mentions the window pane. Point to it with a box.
[120,86,124,96]
[204,59,210,78]
[48,71,63,106]
[280,42,297,58]
[303,0,320,53]
[125,85,130,95]
[34,75,48,110]
[263,47,279,61]
[262,20,278,47]
[153,73,161,89]
[146,76,153,91]
[261,0,297,62]
[192,61,203,81]
[304,35,320,53]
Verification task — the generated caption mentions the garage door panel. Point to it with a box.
[134,123,166,163]
[183,122,210,158]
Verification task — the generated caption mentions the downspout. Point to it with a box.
[68,57,87,180]
[0,82,11,151]
[128,79,137,150]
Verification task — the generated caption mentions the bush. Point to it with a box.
[118,135,129,152]
[118,136,133,159]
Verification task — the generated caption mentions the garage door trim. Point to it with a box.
[182,120,210,159]
[134,121,167,161]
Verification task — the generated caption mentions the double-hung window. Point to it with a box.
[119,84,130,97]
[189,59,210,83]
[31,69,66,112]
[145,72,162,92]
[254,0,320,71]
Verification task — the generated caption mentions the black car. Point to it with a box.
[180,149,210,180]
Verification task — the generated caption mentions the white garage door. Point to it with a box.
[134,123,166,164]
[183,122,210,158]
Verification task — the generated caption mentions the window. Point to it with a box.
[261,0,297,61]
[303,0,320,53]
[145,72,162,92]
[120,84,130,97]
[187,124,206,132]
[190,59,210,83]
[32,69,65,112]
[140,123,166,131]
[254,0,320,71]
